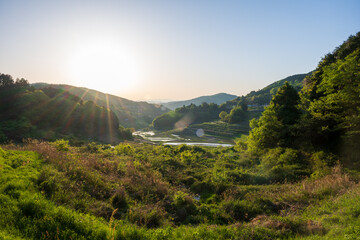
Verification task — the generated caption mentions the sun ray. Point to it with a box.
[67,41,140,96]
[105,94,114,143]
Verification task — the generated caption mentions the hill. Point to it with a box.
[162,93,237,110]
[223,73,309,109]
[1,141,359,239]
[32,83,169,129]
[0,77,128,143]
[152,74,309,133]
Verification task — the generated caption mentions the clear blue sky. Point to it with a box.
[0,0,359,100]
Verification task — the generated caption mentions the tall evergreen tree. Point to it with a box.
[247,82,300,151]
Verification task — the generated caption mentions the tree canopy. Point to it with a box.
[245,32,360,167]
[247,82,300,151]
[0,74,131,143]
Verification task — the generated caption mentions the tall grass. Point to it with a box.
[1,142,359,239]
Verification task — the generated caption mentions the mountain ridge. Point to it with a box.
[162,92,238,110]
[31,83,169,129]
[222,72,310,109]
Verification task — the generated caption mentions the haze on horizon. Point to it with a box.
[0,0,359,101]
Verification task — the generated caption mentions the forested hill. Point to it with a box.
[224,73,309,108]
[32,83,169,129]
[162,93,237,110]
[247,31,360,166]
[0,77,132,144]
[152,73,309,131]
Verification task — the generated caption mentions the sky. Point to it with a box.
[0,0,359,101]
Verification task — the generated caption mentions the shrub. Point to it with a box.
[111,188,128,211]
[85,142,100,153]
[18,197,46,219]
[37,167,59,198]
[310,151,336,178]
[2,181,23,199]
[268,164,308,183]
[260,148,310,183]
[117,161,127,176]
[52,139,70,151]
[115,144,134,156]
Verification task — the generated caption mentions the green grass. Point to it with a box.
[0,146,109,239]
[297,185,360,239]
[0,143,359,239]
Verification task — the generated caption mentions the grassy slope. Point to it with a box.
[0,147,110,240]
[0,143,359,239]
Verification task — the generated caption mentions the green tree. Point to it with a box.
[219,111,228,122]
[247,82,300,152]
[0,73,14,87]
[299,32,360,158]
[271,82,300,125]
[306,49,360,159]
[228,106,246,124]
[240,102,248,111]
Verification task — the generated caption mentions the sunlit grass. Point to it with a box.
[1,143,359,239]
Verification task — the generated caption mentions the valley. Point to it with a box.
[0,29,359,240]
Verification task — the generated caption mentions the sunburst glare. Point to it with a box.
[68,41,141,94]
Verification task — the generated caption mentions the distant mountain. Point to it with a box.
[32,83,169,129]
[162,93,238,110]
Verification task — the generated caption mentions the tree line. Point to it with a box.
[0,74,132,144]
[152,100,249,130]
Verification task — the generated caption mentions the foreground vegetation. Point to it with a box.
[1,141,360,239]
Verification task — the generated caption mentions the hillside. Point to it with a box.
[0,77,128,144]
[32,83,169,129]
[1,141,360,239]
[151,73,308,133]
[223,73,309,109]
[163,93,237,110]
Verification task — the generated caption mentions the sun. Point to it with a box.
[68,42,140,94]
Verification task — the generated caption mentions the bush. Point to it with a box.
[260,148,310,183]
[310,151,336,178]
[85,142,100,153]
[111,188,128,211]
[173,191,190,207]
[52,139,70,151]
[268,165,308,183]
[2,181,23,199]
[36,166,62,199]
[115,144,134,155]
